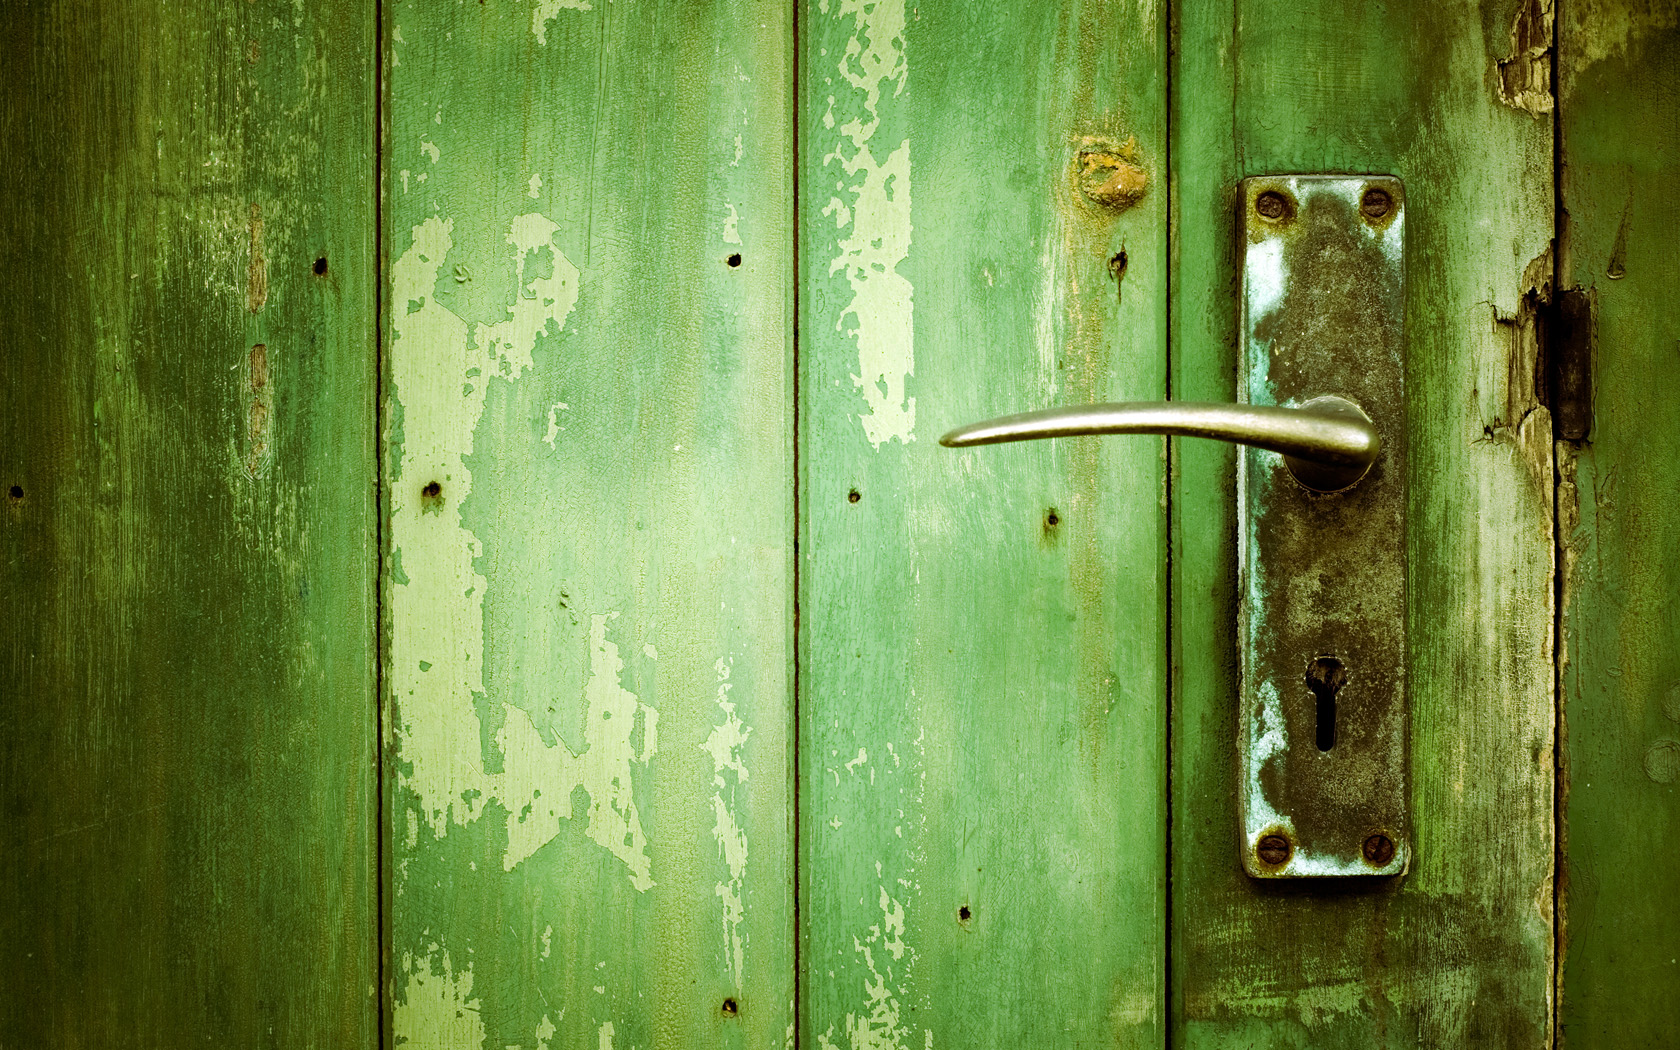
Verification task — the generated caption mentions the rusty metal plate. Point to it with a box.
[1238,175,1408,878]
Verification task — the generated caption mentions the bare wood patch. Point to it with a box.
[246,203,268,313]
[1498,0,1555,116]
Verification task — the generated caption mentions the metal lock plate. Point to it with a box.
[1238,175,1408,877]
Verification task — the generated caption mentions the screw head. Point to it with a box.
[1255,190,1289,220]
[1257,834,1292,866]
[1360,187,1392,219]
[1362,833,1396,865]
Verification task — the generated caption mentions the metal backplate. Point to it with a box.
[1238,175,1408,878]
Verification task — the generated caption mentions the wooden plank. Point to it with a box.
[799,1,1168,1045]
[1170,0,1556,1043]
[1557,7,1680,1044]
[381,3,793,1047]
[0,1,377,1044]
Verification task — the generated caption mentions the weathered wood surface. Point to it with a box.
[381,2,794,1047]
[1557,5,1680,1045]
[799,1,1168,1045]
[0,1,378,1045]
[1171,0,1556,1044]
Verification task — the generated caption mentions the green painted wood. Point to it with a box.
[1557,6,1680,1044]
[381,3,793,1048]
[0,1,377,1044]
[1171,0,1556,1044]
[799,1,1168,1045]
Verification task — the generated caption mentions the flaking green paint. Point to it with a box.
[384,3,794,1047]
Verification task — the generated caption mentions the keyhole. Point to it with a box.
[1306,656,1346,752]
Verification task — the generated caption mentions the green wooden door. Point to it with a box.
[379,2,1674,1046]
[5,1,1677,1048]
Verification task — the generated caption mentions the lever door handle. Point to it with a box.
[940,394,1379,492]
[939,175,1412,878]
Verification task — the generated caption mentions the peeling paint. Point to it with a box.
[1497,0,1554,116]
[817,887,926,1050]
[543,401,568,448]
[391,209,660,891]
[822,0,915,448]
[532,0,592,45]
[702,656,752,987]
[394,949,486,1048]
[723,203,743,246]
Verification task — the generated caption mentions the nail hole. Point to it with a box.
[726,253,742,268]
[721,998,738,1017]
[421,481,443,506]
[958,904,971,923]
[1045,510,1060,527]
[1306,656,1347,752]
[848,489,861,503]
[8,485,22,501]
[313,256,328,276]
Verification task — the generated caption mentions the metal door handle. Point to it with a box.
[940,175,1412,878]
[940,394,1379,492]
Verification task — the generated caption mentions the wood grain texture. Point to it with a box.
[798,1,1168,1045]
[0,1,377,1045]
[1557,4,1680,1044]
[381,2,793,1047]
[1171,0,1556,1044]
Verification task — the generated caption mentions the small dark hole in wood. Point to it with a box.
[721,998,738,1017]
[958,905,971,922]
[848,489,861,503]
[8,485,21,501]
[313,256,328,276]
[1045,510,1059,526]
[1307,656,1346,752]
[422,481,442,499]
[726,253,742,268]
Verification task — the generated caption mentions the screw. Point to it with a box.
[1255,191,1289,220]
[1363,833,1396,865]
[1360,188,1392,219]
[1257,834,1292,865]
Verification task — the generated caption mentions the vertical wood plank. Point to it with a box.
[799,1,1169,1045]
[1171,0,1556,1043]
[1557,6,1680,1044]
[382,3,793,1047]
[0,1,377,1044]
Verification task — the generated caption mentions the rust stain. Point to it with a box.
[1497,0,1554,116]
[1074,136,1149,211]
[247,203,268,313]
